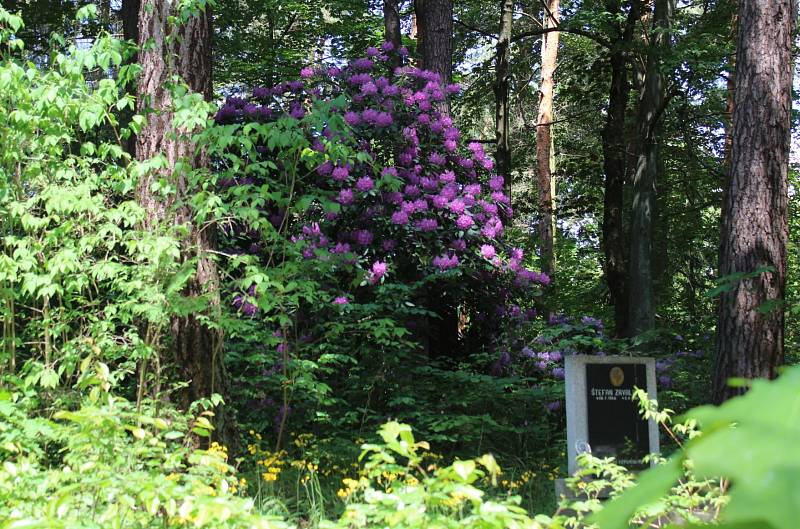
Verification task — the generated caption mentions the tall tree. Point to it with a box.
[536,0,560,276]
[627,0,674,336]
[494,0,513,188]
[121,0,139,45]
[384,0,403,71]
[414,0,454,84]
[713,0,794,403]
[135,1,232,440]
[601,0,639,337]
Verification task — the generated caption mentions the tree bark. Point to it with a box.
[536,0,559,276]
[602,0,639,338]
[120,0,140,156]
[627,0,674,336]
[414,0,454,85]
[713,0,794,403]
[136,1,233,442]
[121,0,139,46]
[494,0,513,192]
[384,0,403,72]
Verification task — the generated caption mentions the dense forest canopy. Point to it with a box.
[0,0,798,527]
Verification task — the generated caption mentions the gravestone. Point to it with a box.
[564,355,659,474]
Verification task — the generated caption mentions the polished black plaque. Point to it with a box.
[586,363,650,468]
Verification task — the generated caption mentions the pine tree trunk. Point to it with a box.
[713,0,793,403]
[627,0,674,336]
[120,0,140,155]
[414,0,454,85]
[601,0,638,337]
[121,0,139,46]
[384,0,403,71]
[494,0,513,192]
[136,0,233,443]
[536,0,559,276]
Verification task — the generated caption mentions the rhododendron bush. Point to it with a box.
[213,44,546,301]
[196,43,550,440]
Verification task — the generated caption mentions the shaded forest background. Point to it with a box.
[0,0,798,524]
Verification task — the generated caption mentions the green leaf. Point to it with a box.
[592,457,682,529]
[452,460,476,482]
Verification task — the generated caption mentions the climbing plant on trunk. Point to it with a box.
[135,0,233,442]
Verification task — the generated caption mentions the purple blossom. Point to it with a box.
[491,191,510,204]
[374,111,393,127]
[404,184,421,198]
[383,191,403,204]
[289,102,305,119]
[432,253,459,270]
[439,170,456,183]
[451,239,467,251]
[448,199,466,214]
[353,58,375,70]
[432,195,449,209]
[465,183,481,196]
[480,244,496,259]
[428,152,446,165]
[391,210,409,225]
[332,242,351,254]
[456,215,474,230]
[413,198,428,211]
[344,111,361,126]
[414,218,439,231]
[581,316,604,329]
[332,166,350,181]
[372,260,388,277]
[333,296,349,305]
[356,176,374,192]
[545,400,562,412]
[338,189,355,205]
[489,175,505,191]
[491,351,512,376]
[354,229,374,246]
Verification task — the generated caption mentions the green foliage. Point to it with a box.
[213,0,383,88]
[0,388,291,528]
[322,421,542,529]
[0,8,182,404]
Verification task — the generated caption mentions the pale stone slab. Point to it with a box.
[564,355,659,474]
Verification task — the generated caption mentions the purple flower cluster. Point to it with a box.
[215,42,550,314]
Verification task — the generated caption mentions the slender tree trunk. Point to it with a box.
[720,1,737,228]
[384,0,403,71]
[627,0,674,336]
[536,0,559,276]
[414,0,454,85]
[121,0,139,45]
[136,0,233,443]
[414,0,458,354]
[713,0,794,403]
[120,0,140,156]
[494,0,513,191]
[601,0,639,337]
